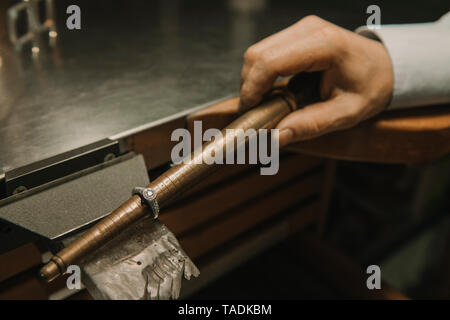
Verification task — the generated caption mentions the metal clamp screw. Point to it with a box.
[132,187,159,219]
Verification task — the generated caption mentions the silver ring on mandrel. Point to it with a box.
[132,187,159,219]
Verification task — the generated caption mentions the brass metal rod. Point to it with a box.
[40,73,320,282]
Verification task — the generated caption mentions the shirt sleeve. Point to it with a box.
[355,12,450,109]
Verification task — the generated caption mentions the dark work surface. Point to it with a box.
[0,0,448,171]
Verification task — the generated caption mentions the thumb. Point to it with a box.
[276,94,360,147]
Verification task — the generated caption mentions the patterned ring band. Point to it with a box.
[132,187,159,219]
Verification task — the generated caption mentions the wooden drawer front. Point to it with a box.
[160,153,324,260]
[179,176,322,260]
[0,243,42,283]
[160,154,322,235]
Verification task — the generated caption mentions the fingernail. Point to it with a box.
[278,128,294,148]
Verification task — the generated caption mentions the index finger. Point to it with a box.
[239,16,342,111]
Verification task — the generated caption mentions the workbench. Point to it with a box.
[0,0,448,299]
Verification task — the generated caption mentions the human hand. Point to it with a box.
[239,15,394,147]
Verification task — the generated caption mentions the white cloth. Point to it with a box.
[356,12,450,109]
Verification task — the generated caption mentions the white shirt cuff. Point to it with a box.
[355,12,450,109]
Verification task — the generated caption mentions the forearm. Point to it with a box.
[356,12,450,109]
